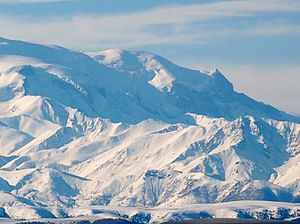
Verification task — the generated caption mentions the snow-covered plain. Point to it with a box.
[0,37,300,222]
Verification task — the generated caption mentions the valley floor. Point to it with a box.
[1,201,300,224]
[1,218,299,224]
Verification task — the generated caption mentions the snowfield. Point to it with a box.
[0,37,300,222]
[1,201,300,223]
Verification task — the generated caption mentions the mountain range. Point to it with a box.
[0,37,299,222]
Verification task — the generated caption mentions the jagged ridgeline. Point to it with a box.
[0,37,300,221]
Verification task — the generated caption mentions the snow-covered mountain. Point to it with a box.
[0,37,300,222]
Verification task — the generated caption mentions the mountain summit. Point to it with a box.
[0,38,300,221]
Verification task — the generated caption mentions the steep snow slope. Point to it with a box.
[87,49,300,123]
[0,37,300,220]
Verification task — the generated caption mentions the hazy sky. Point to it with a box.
[0,0,299,114]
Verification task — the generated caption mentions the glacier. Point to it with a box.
[0,37,300,222]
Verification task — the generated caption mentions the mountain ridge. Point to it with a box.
[1,37,299,124]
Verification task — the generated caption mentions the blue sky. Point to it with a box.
[0,0,299,114]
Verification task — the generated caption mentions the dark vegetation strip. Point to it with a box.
[167,218,300,224]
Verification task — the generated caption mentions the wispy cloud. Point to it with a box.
[0,0,74,3]
[0,0,299,50]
